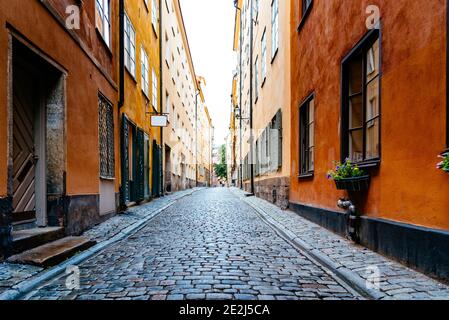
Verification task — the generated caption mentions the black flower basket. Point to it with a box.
[334,175,370,191]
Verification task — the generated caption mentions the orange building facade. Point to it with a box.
[0,0,120,258]
[290,0,449,280]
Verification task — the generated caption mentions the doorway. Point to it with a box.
[10,37,65,229]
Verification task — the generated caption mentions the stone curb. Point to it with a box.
[234,190,386,300]
[0,189,202,301]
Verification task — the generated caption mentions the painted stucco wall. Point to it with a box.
[0,0,119,198]
[290,0,449,231]
[119,0,161,193]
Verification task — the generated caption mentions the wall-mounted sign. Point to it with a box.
[151,115,168,127]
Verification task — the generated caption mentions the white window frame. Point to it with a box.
[141,46,150,97]
[152,0,159,35]
[152,69,158,109]
[261,29,267,81]
[271,0,279,59]
[124,13,136,78]
[95,0,111,47]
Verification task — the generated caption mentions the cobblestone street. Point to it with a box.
[25,188,360,300]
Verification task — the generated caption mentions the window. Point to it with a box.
[152,0,159,34]
[98,94,115,179]
[342,31,380,163]
[300,95,315,176]
[95,0,111,47]
[254,56,259,100]
[271,0,279,59]
[261,29,267,82]
[302,0,313,18]
[141,47,149,97]
[124,14,136,77]
[152,69,158,109]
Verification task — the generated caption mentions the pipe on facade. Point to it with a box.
[234,0,244,190]
[249,0,255,195]
[337,198,359,242]
[159,0,164,196]
[118,0,125,108]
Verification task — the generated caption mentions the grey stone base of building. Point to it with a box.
[243,176,290,210]
[0,193,120,258]
[289,202,449,282]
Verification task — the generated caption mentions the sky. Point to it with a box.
[180,0,236,147]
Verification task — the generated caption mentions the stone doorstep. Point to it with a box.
[7,236,96,268]
[12,227,65,255]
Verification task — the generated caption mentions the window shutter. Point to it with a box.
[136,129,145,202]
[121,116,130,204]
[276,110,282,169]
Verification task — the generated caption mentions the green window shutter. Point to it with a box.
[120,115,130,204]
[136,128,145,202]
[275,110,283,169]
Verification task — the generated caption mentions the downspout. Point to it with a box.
[119,0,125,108]
[446,0,449,148]
[236,2,243,190]
[159,0,164,196]
[249,0,255,195]
[195,91,198,187]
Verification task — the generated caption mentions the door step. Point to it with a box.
[8,236,96,268]
[12,227,65,255]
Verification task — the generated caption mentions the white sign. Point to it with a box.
[151,115,168,127]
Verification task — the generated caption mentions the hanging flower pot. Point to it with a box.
[334,175,370,191]
[437,153,449,174]
[327,159,370,192]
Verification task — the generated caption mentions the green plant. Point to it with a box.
[437,153,449,172]
[327,159,366,181]
[214,144,228,180]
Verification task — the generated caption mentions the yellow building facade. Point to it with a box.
[162,0,212,191]
[119,0,162,205]
[231,0,291,208]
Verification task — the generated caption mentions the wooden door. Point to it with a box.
[12,63,38,223]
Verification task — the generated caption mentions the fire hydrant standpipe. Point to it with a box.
[337,199,359,242]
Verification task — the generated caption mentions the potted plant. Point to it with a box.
[437,153,449,174]
[327,159,370,191]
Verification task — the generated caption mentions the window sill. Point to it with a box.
[125,68,138,84]
[353,159,381,169]
[298,172,314,179]
[95,28,113,56]
[100,176,116,181]
[297,1,314,34]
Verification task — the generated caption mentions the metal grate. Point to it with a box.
[99,95,115,179]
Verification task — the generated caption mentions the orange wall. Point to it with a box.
[0,0,119,197]
[290,0,449,231]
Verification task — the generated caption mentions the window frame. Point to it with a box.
[254,56,259,102]
[98,93,115,179]
[271,0,279,61]
[152,69,158,110]
[124,13,136,78]
[341,29,381,167]
[141,46,150,98]
[297,0,313,33]
[95,0,111,47]
[299,93,315,178]
[152,0,159,36]
[261,28,267,84]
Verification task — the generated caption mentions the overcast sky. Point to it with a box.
[180,0,235,147]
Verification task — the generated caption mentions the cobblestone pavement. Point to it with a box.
[230,188,449,300]
[0,188,200,296]
[25,188,360,300]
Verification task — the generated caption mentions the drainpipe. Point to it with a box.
[234,1,244,190]
[159,0,164,196]
[118,0,125,108]
[249,0,255,195]
[337,199,359,242]
[195,90,200,187]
